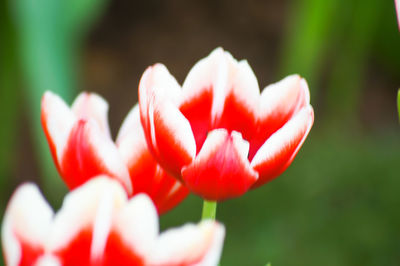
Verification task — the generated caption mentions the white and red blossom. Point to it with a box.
[41,92,188,214]
[139,47,314,200]
[2,177,225,266]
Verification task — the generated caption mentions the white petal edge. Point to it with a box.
[84,120,133,194]
[140,64,182,107]
[112,193,159,260]
[181,48,228,125]
[2,183,54,266]
[71,92,112,138]
[224,51,260,119]
[47,177,127,253]
[34,255,61,266]
[251,105,314,168]
[258,75,306,121]
[193,129,258,179]
[41,91,76,164]
[115,104,149,164]
[151,98,197,162]
[149,220,225,266]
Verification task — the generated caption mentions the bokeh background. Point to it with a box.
[1,0,400,265]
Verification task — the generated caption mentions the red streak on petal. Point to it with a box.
[103,231,145,266]
[126,148,189,214]
[182,131,257,200]
[214,89,257,143]
[60,120,117,190]
[15,235,44,266]
[152,105,194,177]
[179,86,213,154]
[55,229,92,266]
[252,107,313,188]
[41,110,62,173]
[250,81,308,160]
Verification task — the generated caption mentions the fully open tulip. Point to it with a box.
[2,177,225,266]
[41,92,188,214]
[139,48,314,200]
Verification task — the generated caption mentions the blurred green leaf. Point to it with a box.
[11,0,108,203]
[0,0,18,181]
[65,0,107,37]
[280,0,339,98]
[325,0,381,124]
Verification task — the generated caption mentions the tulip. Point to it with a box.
[2,177,225,266]
[41,92,188,214]
[139,48,314,201]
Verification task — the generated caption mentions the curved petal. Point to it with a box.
[214,56,259,142]
[103,194,158,266]
[181,49,259,147]
[41,91,76,169]
[60,119,132,194]
[47,177,127,265]
[251,106,314,188]
[139,64,196,177]
[182,129,258,200]
[71,92,111,138]
[250,75,310,159]
[34,255,61,266]
[117,105,189,214]
[149,220,225,266]
[2,183,54,266]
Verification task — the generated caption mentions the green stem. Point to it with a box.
[201,200,217,220]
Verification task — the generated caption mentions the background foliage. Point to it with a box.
[0,0,399,265]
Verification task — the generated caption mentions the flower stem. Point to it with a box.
[201,200,217,220]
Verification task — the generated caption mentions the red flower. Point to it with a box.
[139,48,314,200]
[2,177,225,266]
[41,92,188,214]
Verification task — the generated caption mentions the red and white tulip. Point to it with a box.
[41,92,188,214]
[2,177,225,266]
[139,48,314,200]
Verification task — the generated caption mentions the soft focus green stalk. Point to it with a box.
[280,0,339,99]
[201,200,217,220]
[325,0,381,124]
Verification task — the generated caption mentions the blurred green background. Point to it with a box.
[1,0,399,265]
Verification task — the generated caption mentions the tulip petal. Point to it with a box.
[249,75,310,160]
[2,184,54,266]
[249,75,310,161]
[182,129,258,200]
[34,255,61,266]
[117,105,189,214]
[149,220,225,266]
[251,106,314,188]
[71,92,111,138]
[60,119,132,194]
[215,59,259,142]
[181,49,259,148]
[181,48,227,135]
[41,91,76,169]
[103,194,158,266]
[139,64,196,177]
[48,177,127,265]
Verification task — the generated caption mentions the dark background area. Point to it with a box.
[1,0,400,265]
